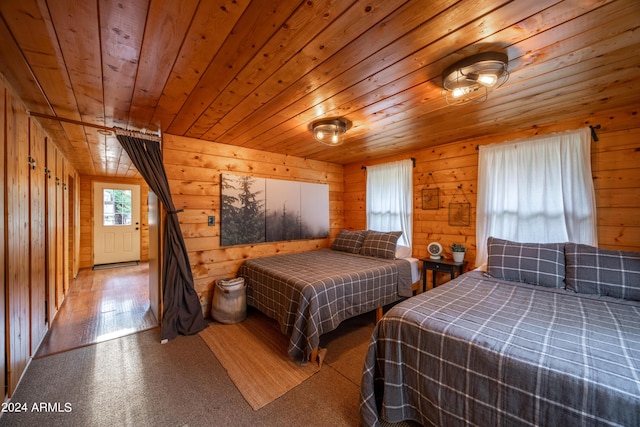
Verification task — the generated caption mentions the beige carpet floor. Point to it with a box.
[199,310,323,410]
[1,309,420,426]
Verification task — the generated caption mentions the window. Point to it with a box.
[103,189,132,226]
[366,159,413,248]
[476,128,597,266]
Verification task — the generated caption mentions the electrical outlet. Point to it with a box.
[208,216,215,226]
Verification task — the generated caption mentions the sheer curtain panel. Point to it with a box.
[476,127,597,267]
[366,159,413,248]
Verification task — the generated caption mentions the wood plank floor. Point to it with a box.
[34,262,158,358]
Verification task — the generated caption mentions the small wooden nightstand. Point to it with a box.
[421,258,468,292]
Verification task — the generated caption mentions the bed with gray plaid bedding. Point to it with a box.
[360,271,640,427]
[237,248,413,361]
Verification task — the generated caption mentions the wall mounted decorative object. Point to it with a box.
[220,174,330,246]
[422,189,439,210]
[449,203,470,226]
[448,185,471,226]
[421,173,440,210]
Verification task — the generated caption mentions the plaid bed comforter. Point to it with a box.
[237,248,412,361]
[360,271,640,427]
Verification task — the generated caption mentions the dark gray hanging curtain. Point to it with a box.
[116,131,206,341]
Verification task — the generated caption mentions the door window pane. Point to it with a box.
[103,189,132,226]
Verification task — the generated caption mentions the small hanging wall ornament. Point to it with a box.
[421,173,440,210]
[448,185,470,226]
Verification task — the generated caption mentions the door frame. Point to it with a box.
[148,190,162,323]
[93,181,141,265]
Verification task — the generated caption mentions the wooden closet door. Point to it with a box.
[29,121,47,351]
[55,149,64,308]
[45,139,58,320]
[62,160,69,294]
[5,91,30,395]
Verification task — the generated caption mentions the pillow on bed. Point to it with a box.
[565,243,640,301]
[331,229,368,254]
[395,245,412,259]
[486,237,566,288]
[360,231,402,259]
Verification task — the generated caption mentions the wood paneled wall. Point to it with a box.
[1,75,79,396]
[592,127,640,249]
[344,113,640,286]
[0,69,6,396]
[78,175,150,269]
[163,134,344,315]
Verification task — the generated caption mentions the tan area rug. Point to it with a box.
[199,310,322,410]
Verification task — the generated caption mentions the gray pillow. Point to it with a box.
[486,237,566,288]
[331,229,367,254]
[565,243,640,301]
[360,231,402,260]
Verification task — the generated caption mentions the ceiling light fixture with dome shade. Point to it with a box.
[441,52,509,106]
[310,118,352,146]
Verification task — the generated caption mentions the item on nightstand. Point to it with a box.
[427,242,443,259]
[211,277,246,324]
[451,243,466,263]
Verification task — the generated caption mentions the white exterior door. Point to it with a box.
[93,182,141,265]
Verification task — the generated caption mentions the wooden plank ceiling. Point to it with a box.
[0,0,638,177]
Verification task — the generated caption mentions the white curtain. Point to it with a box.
[366,159,413,248]
[476,127,597,266]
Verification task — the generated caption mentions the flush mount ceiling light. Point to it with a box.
[309,118,352,146]
[441,52,509,106]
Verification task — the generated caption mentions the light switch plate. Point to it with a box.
[208,216,215,226]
